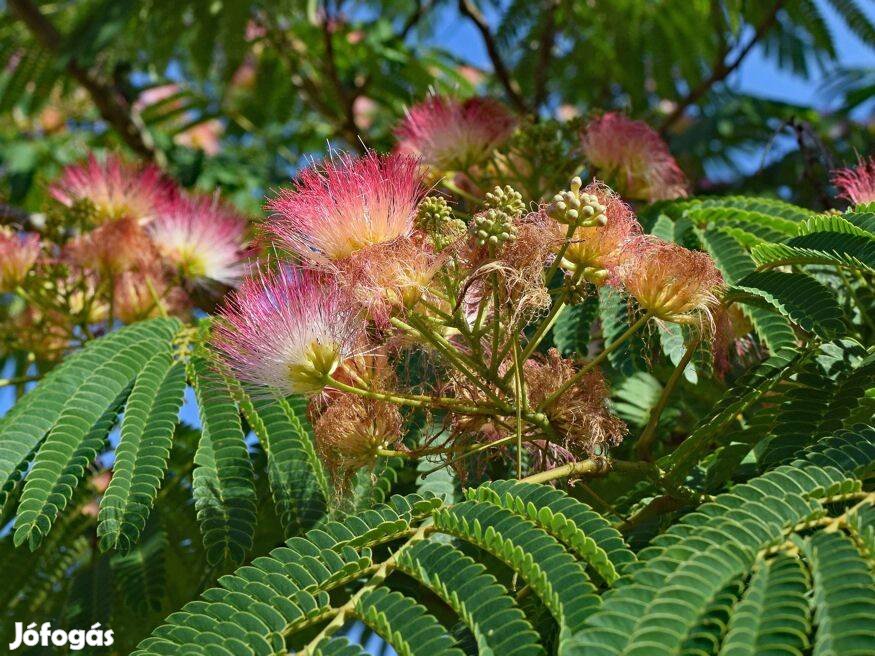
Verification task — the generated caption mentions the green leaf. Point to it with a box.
[189,356,257,566]
[14,333,172,549]
[98,355,186,553]
[726,271,845,338]
[718,555,811,656]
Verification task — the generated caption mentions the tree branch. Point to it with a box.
[659,0,784,134]
[458,0,528,113]
[8,0,157,162]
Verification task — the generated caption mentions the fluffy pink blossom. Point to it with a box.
[0,228,40,291]
[214,267,362,394]
[149,195,249,287]
[395,95,516,170]
[831,157,875,205]
[267,152,426,263]
[50,155,176,224]
[581,113,689,202]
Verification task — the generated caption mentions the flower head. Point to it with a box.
[554,182,642,278]
[0,228,40,291]
[524,349,626,455]
[50,155,176,225]
[619,237,723,323]
[113,270,188,324]
[149,195,249,286]
[581,113,689,202]
[267,152,426,263]
[831,157,875,206]
[313,393,402,474]
[395,95,516,170]
[63,217,158,275]
[213,267,362,394]
[340,236,444,320]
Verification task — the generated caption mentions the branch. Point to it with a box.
[320,18,366,154]
[457,0,528,113]
[659,0,784,133]
[8,0,157,162]
[399,0,435,41]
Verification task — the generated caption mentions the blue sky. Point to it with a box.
[428,0,874,114]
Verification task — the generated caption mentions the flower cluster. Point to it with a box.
[1,155,252,360]
[213,105,723,484]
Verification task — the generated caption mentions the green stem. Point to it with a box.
[441,177,481,204]
[0,374,41,387]
[512,338,524,478]
[325,375,497,416]
[538,311,652,410]
[635,337,700,461]
[298,524,432,654]
[522,458,659,485]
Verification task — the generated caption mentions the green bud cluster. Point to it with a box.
[416,196,465,251]
[484,185,526,218]
[546,177,607,227]
[472,208,517,248]
[416,196,453,233]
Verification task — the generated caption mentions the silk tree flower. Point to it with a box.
[524,349,627,456]
[113,270,188,324]
[149,195,249,287]
[395,95,516,170]
[554,182,642,278]
[340,236,444,321]
[313,393,403,474]
[63,217,158,276]
[0,228,40,291]
[581,113,689,202]
[267,152,426,263]
[619,237,724,324]
[213,267,362,395]
[50,155,176,225]
[831,157,875,205]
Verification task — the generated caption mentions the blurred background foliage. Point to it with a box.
[0,0,872,219]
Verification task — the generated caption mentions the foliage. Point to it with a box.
[0,1,874,655]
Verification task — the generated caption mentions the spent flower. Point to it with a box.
[619,237,724,323]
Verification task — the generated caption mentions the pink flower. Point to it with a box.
[395,95,516,170]
[618,237,724,323]
[174,119,224,156]
[50,155,176,224]
[581,113,689,202]
[0,228,40,291]
[149,195,249,287]
[213,267,362,394]
[63,218,158,275]
[831,157,875,205]
[266,152,426,263]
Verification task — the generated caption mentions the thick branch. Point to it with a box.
[458,0,528,113]
[659,0,784,133]
[8,0,156,161]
